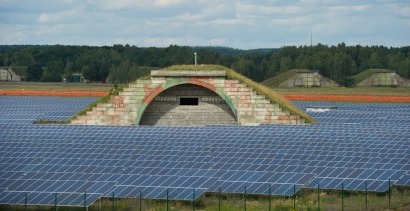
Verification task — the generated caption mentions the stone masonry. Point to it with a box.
[71,70,305,126]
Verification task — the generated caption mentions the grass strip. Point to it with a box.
[261,69,300,87]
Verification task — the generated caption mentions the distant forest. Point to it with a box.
[1,44,409,85]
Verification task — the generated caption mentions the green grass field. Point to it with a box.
[262,69,303,87]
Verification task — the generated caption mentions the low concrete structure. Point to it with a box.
[0,68,21,81]
[71,73,88,83]
[71,70,305,126]
[356,70,410,87]
[279,70,338,87]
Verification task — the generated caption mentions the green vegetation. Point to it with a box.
[164,65,315,123]
[341,76,355,87]
[262,69,302,87]
[33,119,66,124]
[1,44,409,85]
[108,63,156,83]
[350,69,403,87]
[351,69,380,84]
[68,83,126,123]
[8,66,27,76]
[2,187,410,210]
[26,64,43,81]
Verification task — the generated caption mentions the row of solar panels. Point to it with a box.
[0,96,409,207]
[293,101,410,124]
[0,96,99,123]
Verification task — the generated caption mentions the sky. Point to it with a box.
[0,0,409,49]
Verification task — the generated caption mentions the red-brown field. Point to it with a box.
[284,94,410,103]
[1,89,410,103]
[0,90,108,97]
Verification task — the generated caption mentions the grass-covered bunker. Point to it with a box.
[71,65,313,126]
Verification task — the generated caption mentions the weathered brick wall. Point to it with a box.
[71,70,304,126]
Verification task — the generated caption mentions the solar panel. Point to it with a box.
[0,96,98,123]
[0,97,409,207]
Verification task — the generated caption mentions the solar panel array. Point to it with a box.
[0,96,99,124]
[0,96,409,207]
[293,101,410,124]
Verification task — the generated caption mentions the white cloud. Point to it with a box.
[269,17,311,27]
[175,4,231,22]
[236,3,302,16]
[326,4,370,13]
[398,6,410,17]
[0,24,27,44]
[209,38,227,46]
[176,12,204,22]
[153,0,186,7]
[210,18,241,25]
[99,0,150,10]
[0,0,408,48]
[141,35,206,47]
[37,6,85,24]
[36,24,67,36]
[99,0,191,10]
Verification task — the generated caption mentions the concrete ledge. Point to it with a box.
[151,70,226,77]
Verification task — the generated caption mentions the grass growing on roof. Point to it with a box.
[261,69,301,87]
[351,69,395,84]
[351,69,377,84]
[164,64,315,123]
[68,83,126,123]
[69,64,314,123]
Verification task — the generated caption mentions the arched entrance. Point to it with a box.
[139,84,238,126]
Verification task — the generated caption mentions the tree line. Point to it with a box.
[0,43,409,84]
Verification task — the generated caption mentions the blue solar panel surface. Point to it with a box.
[0,96,409,207]
[0,96,99,123]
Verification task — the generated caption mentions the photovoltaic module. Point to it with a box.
[0,96,409,207]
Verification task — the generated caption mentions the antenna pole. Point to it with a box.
[311,31,313,47]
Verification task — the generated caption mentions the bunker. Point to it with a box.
[356,69,410,87]
[0,67,21,81]
[71,67,311,126]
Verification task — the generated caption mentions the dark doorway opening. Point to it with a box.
[180,97,199,105]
